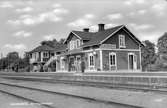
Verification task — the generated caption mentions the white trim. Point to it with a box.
[122,27,141,46]
[60,56,65,70]
[128,53,137,70]
[119,34,126,48]
[100,25,124,44]
[109,52,117,70]
[41,52,43,62]
[139,46,142,71]
[71,31,82,39]
[100,50,103,71]
[56,70,68,72]
[82,48,140,53]
[82,49,100,52]
[100,48,140,52]
[88,53,95,68]
[63,32,82,44]
[85,69,97,72]
[76,39,80,48]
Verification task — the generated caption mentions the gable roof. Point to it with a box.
[72,31,93,40]
[64,30,93,44]
[63,24,143,49]
[82,25,124,47]
[29,45,55,53]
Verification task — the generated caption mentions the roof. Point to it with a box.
[82,25,124,47]
[72,31,93,40]
[54,44,67,52]
[70,25,143,47]
[29,45,55,53]
[64,25,124,46]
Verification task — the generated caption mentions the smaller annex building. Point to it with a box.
[55,24,143,73]
[28,45,55,71]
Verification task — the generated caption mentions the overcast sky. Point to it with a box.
[0,0,167,57]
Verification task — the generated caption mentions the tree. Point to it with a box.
[40,39,58,48]
[40,38,66,48]
[59,38,65,44]
[155,32,167,70]
[141,40,156,71]
[157,32,167,54]
[7,52,19,60]
[0,58,8,70]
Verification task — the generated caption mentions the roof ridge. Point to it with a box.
[95,24,124,33]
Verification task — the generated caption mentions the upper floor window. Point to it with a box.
[119,35,126,48]
[43,52,49,58]
[69,39,81,50]
[76,39,80,48]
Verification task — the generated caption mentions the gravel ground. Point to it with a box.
[0,81,135,108]
[0,78,167,108]
[0,92,42,108]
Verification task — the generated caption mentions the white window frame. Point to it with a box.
[76,39,80,48]
[109,52,117,67]
[43,52,49,58]
[88,53,95,67]
[70,41,74,50]
[128,53,137,70]
[119,34,126,48]
[70,41,72,50]
[69,39,80,50]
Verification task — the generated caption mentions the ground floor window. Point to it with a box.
[109,52,116,66]
[88,53,95,67]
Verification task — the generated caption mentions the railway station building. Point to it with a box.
[55,24,143,72]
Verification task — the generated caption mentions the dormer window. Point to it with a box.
[69,39,80,50]
[119,34,126,48]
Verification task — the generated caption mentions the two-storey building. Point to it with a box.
[29,45,55,71]
[55,24,143,72]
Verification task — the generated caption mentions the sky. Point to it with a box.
[0,0,167,57]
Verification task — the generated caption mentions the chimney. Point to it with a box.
[98,23,105,31]
[83,28,89,32]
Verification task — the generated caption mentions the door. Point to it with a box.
[69,56,75,71]
[128,53,137,70]
[76,56,81,72]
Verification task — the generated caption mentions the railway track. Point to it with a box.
[0,88,54,108]
[0,81,141,108]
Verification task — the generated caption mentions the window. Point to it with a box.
[119,35,125,48]
[43,52,49,58]
[69,39,80,50]
[76,39,80,48]
[74,40,77,49]
[70,41,73,50]
[89,53,95,67]
[109,52,116,66]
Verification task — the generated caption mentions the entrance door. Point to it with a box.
[69,57,75,71]
[76,56,81,72]
[128,53,137,70]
